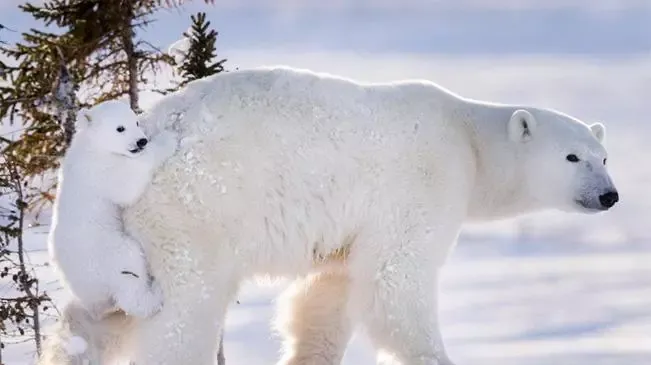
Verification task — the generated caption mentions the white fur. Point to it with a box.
[47,100,178,321]
[41,67,618,365]
[39,300,137,365]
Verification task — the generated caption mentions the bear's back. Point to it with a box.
[141,66,466,141]
[125,67,478,272]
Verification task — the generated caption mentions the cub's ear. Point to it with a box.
[590,122,606,144]
[508,109,537,143]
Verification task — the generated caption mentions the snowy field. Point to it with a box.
[4,55,651,365]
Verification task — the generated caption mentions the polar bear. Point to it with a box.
[40,66,618,365]
[47,100,177,321]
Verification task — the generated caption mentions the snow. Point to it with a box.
[63,336,87,356]
[3,57,651,365]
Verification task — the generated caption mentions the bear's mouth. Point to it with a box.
[129,146,144,154]
[574,198,606,212]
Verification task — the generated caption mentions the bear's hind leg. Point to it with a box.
[275,270,355,365]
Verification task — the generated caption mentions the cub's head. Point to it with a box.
[76,100,149,157]
[508,108,618,214]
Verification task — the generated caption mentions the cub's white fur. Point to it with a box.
[47,100,177,321]
[41,68,617,365]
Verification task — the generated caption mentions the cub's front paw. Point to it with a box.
[115,277,164,318]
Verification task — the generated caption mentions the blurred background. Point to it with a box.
[0,1,649,364]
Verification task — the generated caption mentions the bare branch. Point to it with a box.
[0,24,17,32]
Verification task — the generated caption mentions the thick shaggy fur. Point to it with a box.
[40,67,617,365]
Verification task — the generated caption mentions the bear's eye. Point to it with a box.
[566,154,580,163]
[603,158,607,165]
[116,126,125,133]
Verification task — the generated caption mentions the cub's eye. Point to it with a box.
[603,158,607,165]
[566,154,580,163]
[116,126,125,133]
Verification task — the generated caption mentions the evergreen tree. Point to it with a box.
[21,0,175,113]
[178,12,226,86]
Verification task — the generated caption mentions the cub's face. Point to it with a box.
[508,109,618,214]
[77,101,149,157]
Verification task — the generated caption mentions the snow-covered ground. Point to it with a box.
[4,56,651,364]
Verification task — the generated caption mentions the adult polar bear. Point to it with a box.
[76,66,618,365]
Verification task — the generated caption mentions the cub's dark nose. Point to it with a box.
[136,138,148,148]
[599,191,619,209]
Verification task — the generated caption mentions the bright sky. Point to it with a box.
[1,1,649,125]
[1,1,650,58]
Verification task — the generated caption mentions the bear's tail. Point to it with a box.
[38,301,133,365]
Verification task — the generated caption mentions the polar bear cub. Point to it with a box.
[48,100,178,319]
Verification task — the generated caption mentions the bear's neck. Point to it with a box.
[464,102,544,221]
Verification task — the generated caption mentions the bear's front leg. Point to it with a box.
[130,265,239,365]
[349,229,459,365]
[361,266,454,365]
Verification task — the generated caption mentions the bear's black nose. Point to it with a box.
[599,191,619,209]
[136,138,148,148]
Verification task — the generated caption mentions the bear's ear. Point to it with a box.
[590,122,606,143]
[508,109,537,143]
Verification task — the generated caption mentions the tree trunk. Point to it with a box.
[217,334,225,365]
[63,107,76,147]
[120,6,140,114]
[52,49,78,148]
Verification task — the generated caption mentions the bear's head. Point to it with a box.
[507,108,618,214]
[75,100,150,157]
